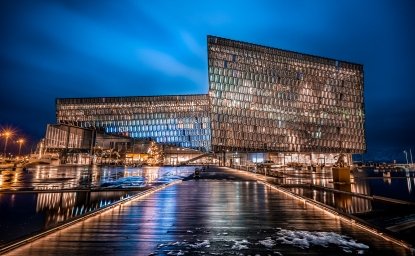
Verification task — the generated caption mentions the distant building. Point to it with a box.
[50,36,365,166]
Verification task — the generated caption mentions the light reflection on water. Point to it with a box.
[352,168,415,202]
[0,190,134,246]
[0,165,195,190]
[35,191,134,227]
[290,186,373,214]
[264,166,415,214]
[2,165,415,247]
[0,165,195,247]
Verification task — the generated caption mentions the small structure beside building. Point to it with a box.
[43,124,210,166]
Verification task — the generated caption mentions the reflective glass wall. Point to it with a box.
[56,95,211,152]
[45,124,93,150]
[208,36,365,153]
[55,35,365,156]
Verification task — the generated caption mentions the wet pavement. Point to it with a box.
[5,167,410,255]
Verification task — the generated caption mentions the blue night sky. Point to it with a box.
[1,0,414,161]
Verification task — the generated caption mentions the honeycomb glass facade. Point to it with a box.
[56,95,211,152]
[54,35,365,156]
[208,36,365,153]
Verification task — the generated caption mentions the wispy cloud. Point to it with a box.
[180,31,206,60]
[138,48,205,86]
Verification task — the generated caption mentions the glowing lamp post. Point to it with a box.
[2,131,12,157]
[17,138,25,156]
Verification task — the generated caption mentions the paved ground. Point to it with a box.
[6,167,410,255]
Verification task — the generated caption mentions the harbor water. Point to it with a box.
[0,165,194,246]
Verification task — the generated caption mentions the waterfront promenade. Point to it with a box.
[4,167,410,255]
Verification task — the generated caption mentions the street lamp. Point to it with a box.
[2,130,12,158]
[17,138,25,156]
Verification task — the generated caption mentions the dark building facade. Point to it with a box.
[54,36,365,163]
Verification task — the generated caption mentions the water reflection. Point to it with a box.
[352,168,415,202]
[290,187,372,214]
[265,166,415,214]
[0,165,195,191]
[333,183,352,212]
[0,190,134,246]
[36,191,134,227]
[278,166,415,202]
[0,165,195,247]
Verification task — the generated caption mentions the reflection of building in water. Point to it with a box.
[291,186,371,214]
[350,173,383,213]
[333,183,352,212]
[333,183,372,214]
[382,171,392,185]
[407,176,414,194]
[88,191,130,205]
[0,171,8,190]
[332,172,372,214]
[14,165,104,190]
[36,192,77,227]
[142,167,160,183]
[31,166,79,190]
[0,170,23,190]
[351,178,371,196]
[36,191,131,228]
[350,197,372,213]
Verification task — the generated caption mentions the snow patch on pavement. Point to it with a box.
[155,228,369,254]
[259,237,276,248]
[231,239,250,250]
[189,240,210,248]
[275,229,369,253]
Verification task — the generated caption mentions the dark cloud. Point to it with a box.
[1,0,414,160]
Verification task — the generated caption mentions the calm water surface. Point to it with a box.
[283,167,415,210]
[0,165,195,246]
[260,166,415,245]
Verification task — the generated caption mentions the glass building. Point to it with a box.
[54,35,365,162]
[208,36,365,154]
[56,95,211,152]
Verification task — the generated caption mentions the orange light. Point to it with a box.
[1,129,15,138]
